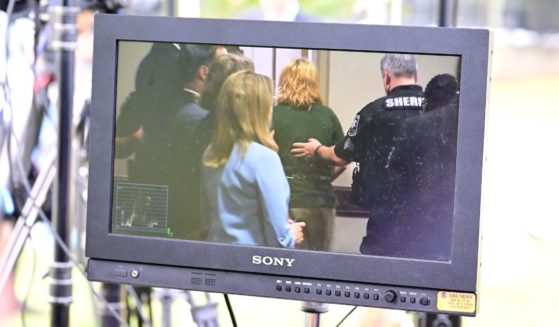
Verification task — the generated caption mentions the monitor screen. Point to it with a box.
[111,40,460,263]
[86,14,490,316]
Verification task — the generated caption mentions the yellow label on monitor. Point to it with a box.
[437,291,476,313]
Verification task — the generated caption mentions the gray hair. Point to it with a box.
[380,54,418,77]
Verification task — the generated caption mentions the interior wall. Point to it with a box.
[115,41,152,115]
[114,41,151,177]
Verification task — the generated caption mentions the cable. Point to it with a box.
[223,293,238,327]
[0,3,130,326]
[32,187,131,327]
[20,228,37,327]
[3,58,140,327]
[335,306,358,327]
[8,127,133,327]
[1,12,147,326]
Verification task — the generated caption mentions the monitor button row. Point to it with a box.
[274,285,430,306]
[275,285,312,294]
[276,286,387,302]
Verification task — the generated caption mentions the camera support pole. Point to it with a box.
[48,2,78,326]
[301,301,328,327]
[438,0,458,27]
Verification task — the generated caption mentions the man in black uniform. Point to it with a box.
[291,53,425,258]
[115,43,220,240]
[398,73,459,260]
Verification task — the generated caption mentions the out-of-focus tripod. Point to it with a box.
[0,150,56,294]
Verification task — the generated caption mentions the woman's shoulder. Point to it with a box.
[272,104,290,121]
[311,103,336,114]
[243,142,280,165]
[274,103,290,110]
[311,103,341,123]
[247,142,277,155]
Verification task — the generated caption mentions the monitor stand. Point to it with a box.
[301,301,328,327]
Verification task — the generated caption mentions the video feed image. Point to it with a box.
[113,180,172,237]
[112,40,461,262]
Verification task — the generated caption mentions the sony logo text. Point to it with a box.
[252,255,295,267]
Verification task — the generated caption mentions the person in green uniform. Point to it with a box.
[272,58,345,251]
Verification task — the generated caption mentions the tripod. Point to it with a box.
[0,149,56,293]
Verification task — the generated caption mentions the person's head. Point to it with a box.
[276,58,322,108]
[423,73,458,112]
[380,54,418,94]
[200,53,255,112]
[203,71,277,168]
[135,43,185,107]
[179,44,224,93]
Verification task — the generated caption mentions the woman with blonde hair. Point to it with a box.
[273,58,345,251]
[202,70,305,247]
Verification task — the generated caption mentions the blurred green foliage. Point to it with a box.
[200,0,356,21]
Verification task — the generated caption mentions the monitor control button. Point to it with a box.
[420,297,430,305]
[114,269,127,277]
[373,294,380,301]
[276,285,282,291]
[384,290,397,303]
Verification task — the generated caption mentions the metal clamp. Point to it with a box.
[47,261,74,305]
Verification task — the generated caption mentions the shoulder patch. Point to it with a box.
[343,138,354,151]
[347,114,361,137]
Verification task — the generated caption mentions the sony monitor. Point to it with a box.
[86,14,491,316]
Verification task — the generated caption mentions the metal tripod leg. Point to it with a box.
[0,151,56,293]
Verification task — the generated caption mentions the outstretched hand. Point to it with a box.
[289,219,306,245]
[291,138,321,158]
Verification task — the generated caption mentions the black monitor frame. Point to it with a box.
[86,14,490,315]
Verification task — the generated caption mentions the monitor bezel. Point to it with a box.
[86,14,490,293]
